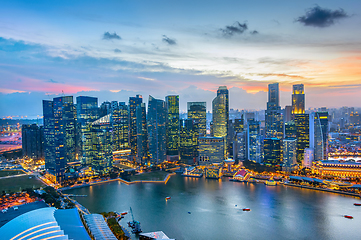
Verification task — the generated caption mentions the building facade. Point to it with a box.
[187,102,206,137]
[165,95,180,160]
[198,137,224,165]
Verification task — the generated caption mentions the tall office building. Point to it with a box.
[292,84,305,115]
[212,90,228,157]
[265,83,283,139]
[187,102,206,137]
[111,102,129,151]
[247,119,262,163]
[285,121,297,139]
[89,114,113,174]
[136,103,148,164]
[310,112,324,162]
[316,112,329,160]
[165,95,180,160]
[43,100,55,172]
[179,119,198,165]
[233,131,246,162]
[43,96,76,182]
[263,138,282,166]
[76,96,98,165]
[295,114,309,165]
[234,118,244,134]
[282,138,297,172]
[216,86,229,156]
[147,95,167,164]
[198,137,224,165]
[129,95,143,158]
[22,124,43,160]
[99,101,111,117]
[284,105,292,122]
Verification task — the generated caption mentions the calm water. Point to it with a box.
[65,174,361,240]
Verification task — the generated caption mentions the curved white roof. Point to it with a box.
[0,207,91,240]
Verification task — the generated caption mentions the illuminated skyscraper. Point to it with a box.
[147,95,167,164]
[295,114,309,165]
[179,119,198,165]
[265,83,283,139]
[282,138,297,172]
[44,96,76,182]
[43,100,55,172]
[216,86,229,156]
[316,111,329,160]
[89,114,113,174]
[247,119,262,163]
[136,103,148,164]
[292,84,305,115]
[212,90,227,157]
[234,118,244,134]
[111,102,129,151]
[285,121,296,139]
[165,95,180,160]
[129,95,143,158]
[198,137,224,165]
[187,102,206,137]
[263,138,282,167]
[76,96,98,165]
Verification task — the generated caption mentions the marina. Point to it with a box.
[65,174,361,240]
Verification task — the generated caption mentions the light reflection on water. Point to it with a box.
[65,174,361,240]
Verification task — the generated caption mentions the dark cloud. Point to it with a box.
[221,21,248,36]
[250,30,259,35]
[296,5,350,27]
[162,35,176,45]
[48,79,58,83]
[103,32,121,40]
[114,48,122,53]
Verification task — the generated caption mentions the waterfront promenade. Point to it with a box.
[59,172,176,191]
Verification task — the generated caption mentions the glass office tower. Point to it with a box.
[187,102,206,137]
[292,84,305,115]
[165,95,180,159]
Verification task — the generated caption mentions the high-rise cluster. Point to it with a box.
[38,83,329,182]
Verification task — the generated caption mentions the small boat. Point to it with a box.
[354,203,361,206]
[121,212,128,215]
[344,215,353,219]
[242,208,251,211]
[165,196,171,200]
[265,180,277,186]
[188,212,191,214]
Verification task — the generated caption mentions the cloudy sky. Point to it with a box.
[0,0,360,118]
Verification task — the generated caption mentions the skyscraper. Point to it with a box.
[265,83,283,139]
[263,138,282,167]
[247,119,262,163]
[282,138,297,172]
[165,95,180,160]
[22,124,43,160]
[285,121,296,139]
[216,86,229,156]
[129,95,143,158]
[179,119,198,165]
[111,102,129,151]
[76,96,98,165]
[43,100,55,172]
[89,114,113,174]
[136,103,148,164]
[316,111,329,160]
[295,114,309,165]
[45,96,76,182]
[292,84,305,115]
[212,90,227,157]
[187,102,206,137]
[147,95,167,164]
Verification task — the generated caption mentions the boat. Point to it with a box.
[265,180,277,186]
[354,203,361,206]
[165,196,171,200]
[188,211,191,214]
[242,208,251,211]
[121,211,128,215]
[344,215,353,219]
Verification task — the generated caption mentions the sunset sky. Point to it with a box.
[0,0,360,118]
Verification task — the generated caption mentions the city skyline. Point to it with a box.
[1,1,361,118]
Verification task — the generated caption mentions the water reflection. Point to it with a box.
[66,174,361,240]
